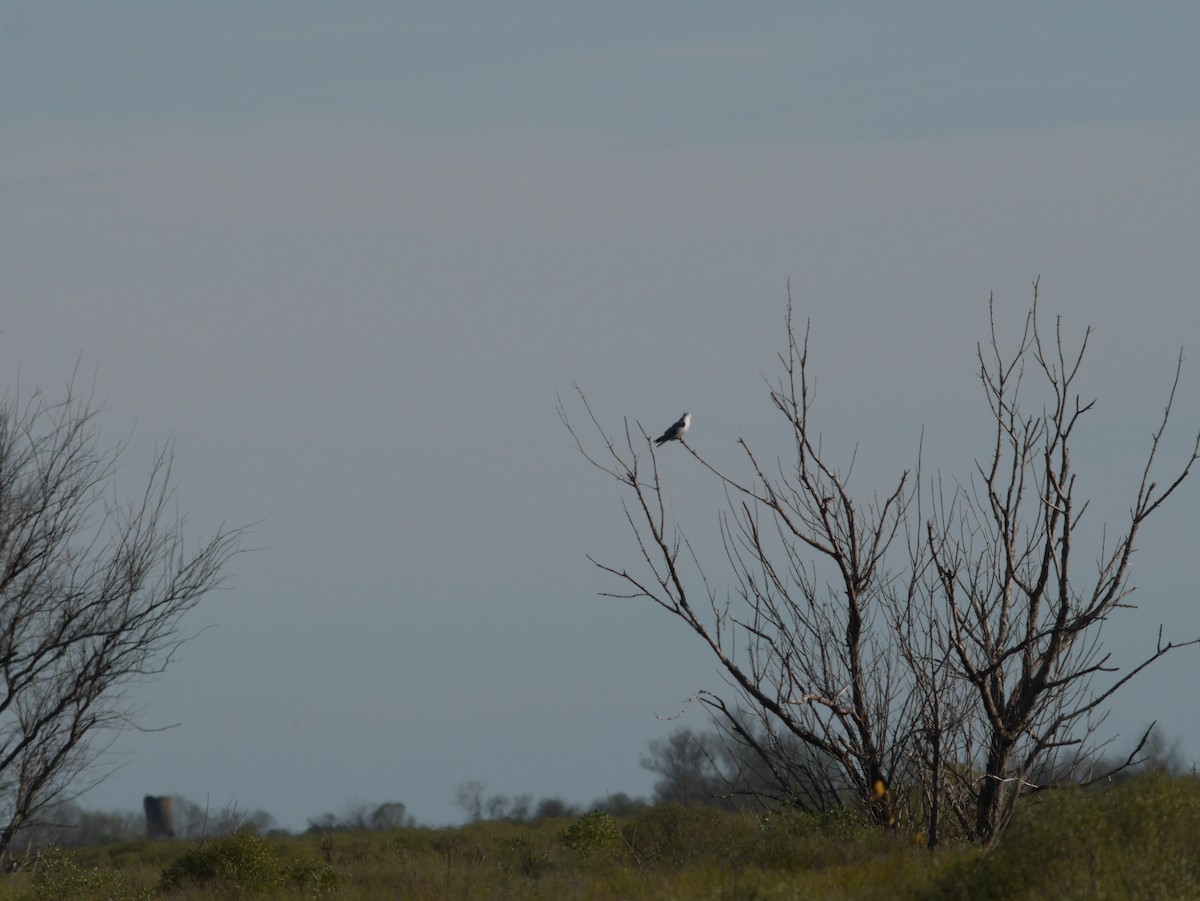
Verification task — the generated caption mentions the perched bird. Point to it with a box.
[654,412,692,446]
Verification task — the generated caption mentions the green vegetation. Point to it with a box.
[158,830,338,894]
[1,773,1197,900]
[933,772,1200,900]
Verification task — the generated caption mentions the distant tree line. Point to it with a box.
[0,720,1188,861]
[8,796,276,854]
[452,781,647,825]
[305,801,416,833]
[641,725,1191,816]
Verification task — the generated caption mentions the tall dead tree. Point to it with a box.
[559,299,922,823]
[0,379,243,865]
[923,291,1200,844]
[562,287,1199,844]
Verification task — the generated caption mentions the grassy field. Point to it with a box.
[4,772,1198,900]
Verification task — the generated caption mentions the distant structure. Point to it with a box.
[143,795,176,839]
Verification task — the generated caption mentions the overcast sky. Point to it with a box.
[5,3,1200,829]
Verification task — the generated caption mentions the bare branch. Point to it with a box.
[0,377,246,863]
[562,284,1198,845]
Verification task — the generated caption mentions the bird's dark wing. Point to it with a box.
[654,416,685,445]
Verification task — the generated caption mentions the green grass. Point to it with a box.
[2,772,1197,900]
[927,771,1200,901]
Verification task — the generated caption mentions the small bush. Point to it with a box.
[753,803,884,871]
[29,848,146,901]
[817,803,873,841]
[158,828,336,894]
[281,854,341,893]
[503,836,553,879]
[560,810,623,858]
[622,803,754,868]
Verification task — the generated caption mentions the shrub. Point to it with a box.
[281,854,341,893]
[622,803,753,868]
[158,828,336,894]
[754,803,883,871]
[503,836,553,879]
[29,848,146,901]
[560,810,623,860]
[929,773,1200,901]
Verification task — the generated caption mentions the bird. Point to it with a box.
[654,412,692,446]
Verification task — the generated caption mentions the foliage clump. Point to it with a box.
[755,802,887,871]
[559,810,623,858]
[622,802,753,868]
[29,848,148,901]
[929,772,1200,900]
[157,828,336,894]
[504,836,553,879]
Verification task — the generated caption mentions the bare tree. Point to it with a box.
[0,378,244,865]
[304,801,411,833]
[454,780,485,824]
[561,287,1199,844]
[369,801,416,830]
[641,728,733,808]
[559,297,921,827]
[642,725,845,812]
[922,290,1200,843]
